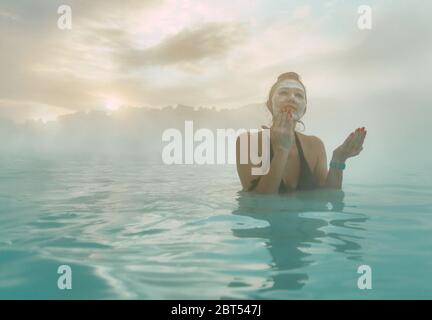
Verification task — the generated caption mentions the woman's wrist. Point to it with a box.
[330,152,347,170]
[331,152,347,163]
[272,140,293,155]
[330,160,346,170]
[274,145,290,157]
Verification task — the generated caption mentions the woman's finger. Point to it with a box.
[280,110,289,127]
[345,130,358,150]
[273,112,281,128]
[280,112,288,128]
[353,128,367,150]
[343,134,351,144]
[359,129,367,146]
[343,132,355,146]
[273,112,279,127]
[286,111,293,127]
[354,127,365,143]
[353,146,364,156]
[352,129,363,147]
[287,112,295,131]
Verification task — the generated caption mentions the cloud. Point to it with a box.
[292,5,312,20]
[0,9,19,21]
[298,1,432,100]
[120,22,247,67]
[0,0,431,124]
[0,99,72,123]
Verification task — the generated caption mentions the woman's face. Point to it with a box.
[271,80,306,121]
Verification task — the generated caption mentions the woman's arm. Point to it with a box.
[250,146,290,194]
[314,149,348,190]
[325,153,345,189]
[315,128,367,190]
[236,134,290,194]
[313,137,336,188]
[236,111,295,194]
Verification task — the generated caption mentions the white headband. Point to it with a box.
[276,79,305,92]
[271,78,307,121]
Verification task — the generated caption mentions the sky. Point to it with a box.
[1,0,431,123]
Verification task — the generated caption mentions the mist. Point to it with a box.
[2,95,431,187]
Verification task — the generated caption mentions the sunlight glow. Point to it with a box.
[104,97,123,111]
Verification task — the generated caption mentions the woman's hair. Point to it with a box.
[265,72,307,114]
[265,72,307,131]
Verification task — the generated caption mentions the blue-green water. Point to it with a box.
[1,158,431,299]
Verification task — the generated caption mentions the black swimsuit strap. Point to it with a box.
[294,132,307,166]
[270,133,303,192]
[247,131,317,192]
[295,133,318,190]
[270,132,302,162]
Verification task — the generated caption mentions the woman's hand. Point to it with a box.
[269,110,295,152]
[332,127,367,162]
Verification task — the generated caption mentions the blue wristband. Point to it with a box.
[330,160,346,170]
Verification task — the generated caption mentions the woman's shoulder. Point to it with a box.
[296,132,325,148]
[238,130,324,146]
[239,130,324,143]
[237,128,268,139]
[236,129,269,153]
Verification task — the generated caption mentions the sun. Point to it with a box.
[104,97,122,111]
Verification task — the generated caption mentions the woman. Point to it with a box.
[236,72,367,194]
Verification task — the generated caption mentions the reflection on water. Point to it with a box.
[231,190,368,292]
[2,160,430,298]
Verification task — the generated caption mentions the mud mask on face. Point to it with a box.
[271,79,306,121]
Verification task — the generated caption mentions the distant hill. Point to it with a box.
[0,104,271,160]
